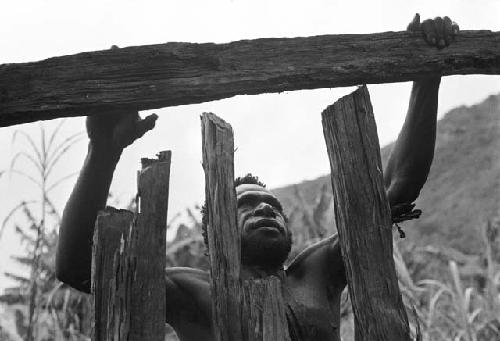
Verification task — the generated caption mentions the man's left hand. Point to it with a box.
[407,13,459,49]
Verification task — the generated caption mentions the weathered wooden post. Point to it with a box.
[91,151,171,340]
[201,113,244,341]
[201,112,290,341]
[243,278,290,341]
[91,207,133,341]
[322,86,411,341]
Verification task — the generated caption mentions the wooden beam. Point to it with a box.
[1,30,499,126]
[201,112,290,341]
[322,86,410,340]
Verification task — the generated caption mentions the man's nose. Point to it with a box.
[254,203,276,217]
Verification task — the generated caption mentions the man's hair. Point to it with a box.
[200,173,267,251]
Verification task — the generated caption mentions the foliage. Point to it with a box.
[165,206,209,271]
[395,217,500,341]
[0,120,89,341]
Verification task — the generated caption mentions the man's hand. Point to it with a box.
[86,109,158,155]
[407,13,459,49]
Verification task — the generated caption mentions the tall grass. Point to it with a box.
[406,218,500,341]
[1,120,86,340]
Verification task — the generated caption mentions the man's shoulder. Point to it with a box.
[165,266,209,278]
[285,234,340,276]
[284,233,346,292]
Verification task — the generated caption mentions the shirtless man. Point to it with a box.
[56,14,458,341]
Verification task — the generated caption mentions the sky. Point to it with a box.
[0,0,499,291]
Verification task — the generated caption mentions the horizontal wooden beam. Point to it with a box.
[1,30,499,126]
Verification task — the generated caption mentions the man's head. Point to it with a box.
[201,174,292,270]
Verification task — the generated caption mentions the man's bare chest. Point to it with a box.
[283,276,341,341]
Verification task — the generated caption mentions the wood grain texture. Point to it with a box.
[201,113,290,341]
[91,207,134,341]
[201,112,244,341]
[1,30,499,126]
[105,151,171,340]
[322,86,410,341]
[243,277,291,341]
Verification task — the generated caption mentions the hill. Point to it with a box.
[273,93,500,254]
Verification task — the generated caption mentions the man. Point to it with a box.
[56,14,458,341]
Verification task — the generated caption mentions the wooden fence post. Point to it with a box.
[91,207,134,341]
[243,278,290,341]
[201,113,244,341]
[322,86,411,341]
[92,151,171,340]
[201,112,290,341]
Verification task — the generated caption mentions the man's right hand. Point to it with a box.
[86,109,158,155]
[58,108,157,293]
[407,13,459,49]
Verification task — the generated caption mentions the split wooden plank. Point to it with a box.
[201,112,290,341]
[243,278,290,341]
[322,86,410,340]
[104,151,171,340]
[91,207,134,341]
[201,112,245,341]
[1,30,499,126]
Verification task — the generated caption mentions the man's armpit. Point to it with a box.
[165,268,211,326]
[326,234,347,290]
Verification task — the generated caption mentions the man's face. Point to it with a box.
[236,184,292,268]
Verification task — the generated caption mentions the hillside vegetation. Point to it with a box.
[274,93,500,254]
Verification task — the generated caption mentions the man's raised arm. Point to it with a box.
[324,15,459,290]
[56,110,157,293]
[384,15,458,218]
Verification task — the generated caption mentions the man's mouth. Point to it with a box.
[249,218,283,233]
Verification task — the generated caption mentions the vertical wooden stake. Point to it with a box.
[95,151,171,341]
[91,207,134,341]
[201,112,290,341]
[201,113,244,341]
[322,86,410,341]
[129,150,170,340]
[243,278,290,341]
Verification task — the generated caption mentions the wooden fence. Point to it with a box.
[88,86,409,341]
[92,152,171,340]
[2,28,499,340]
